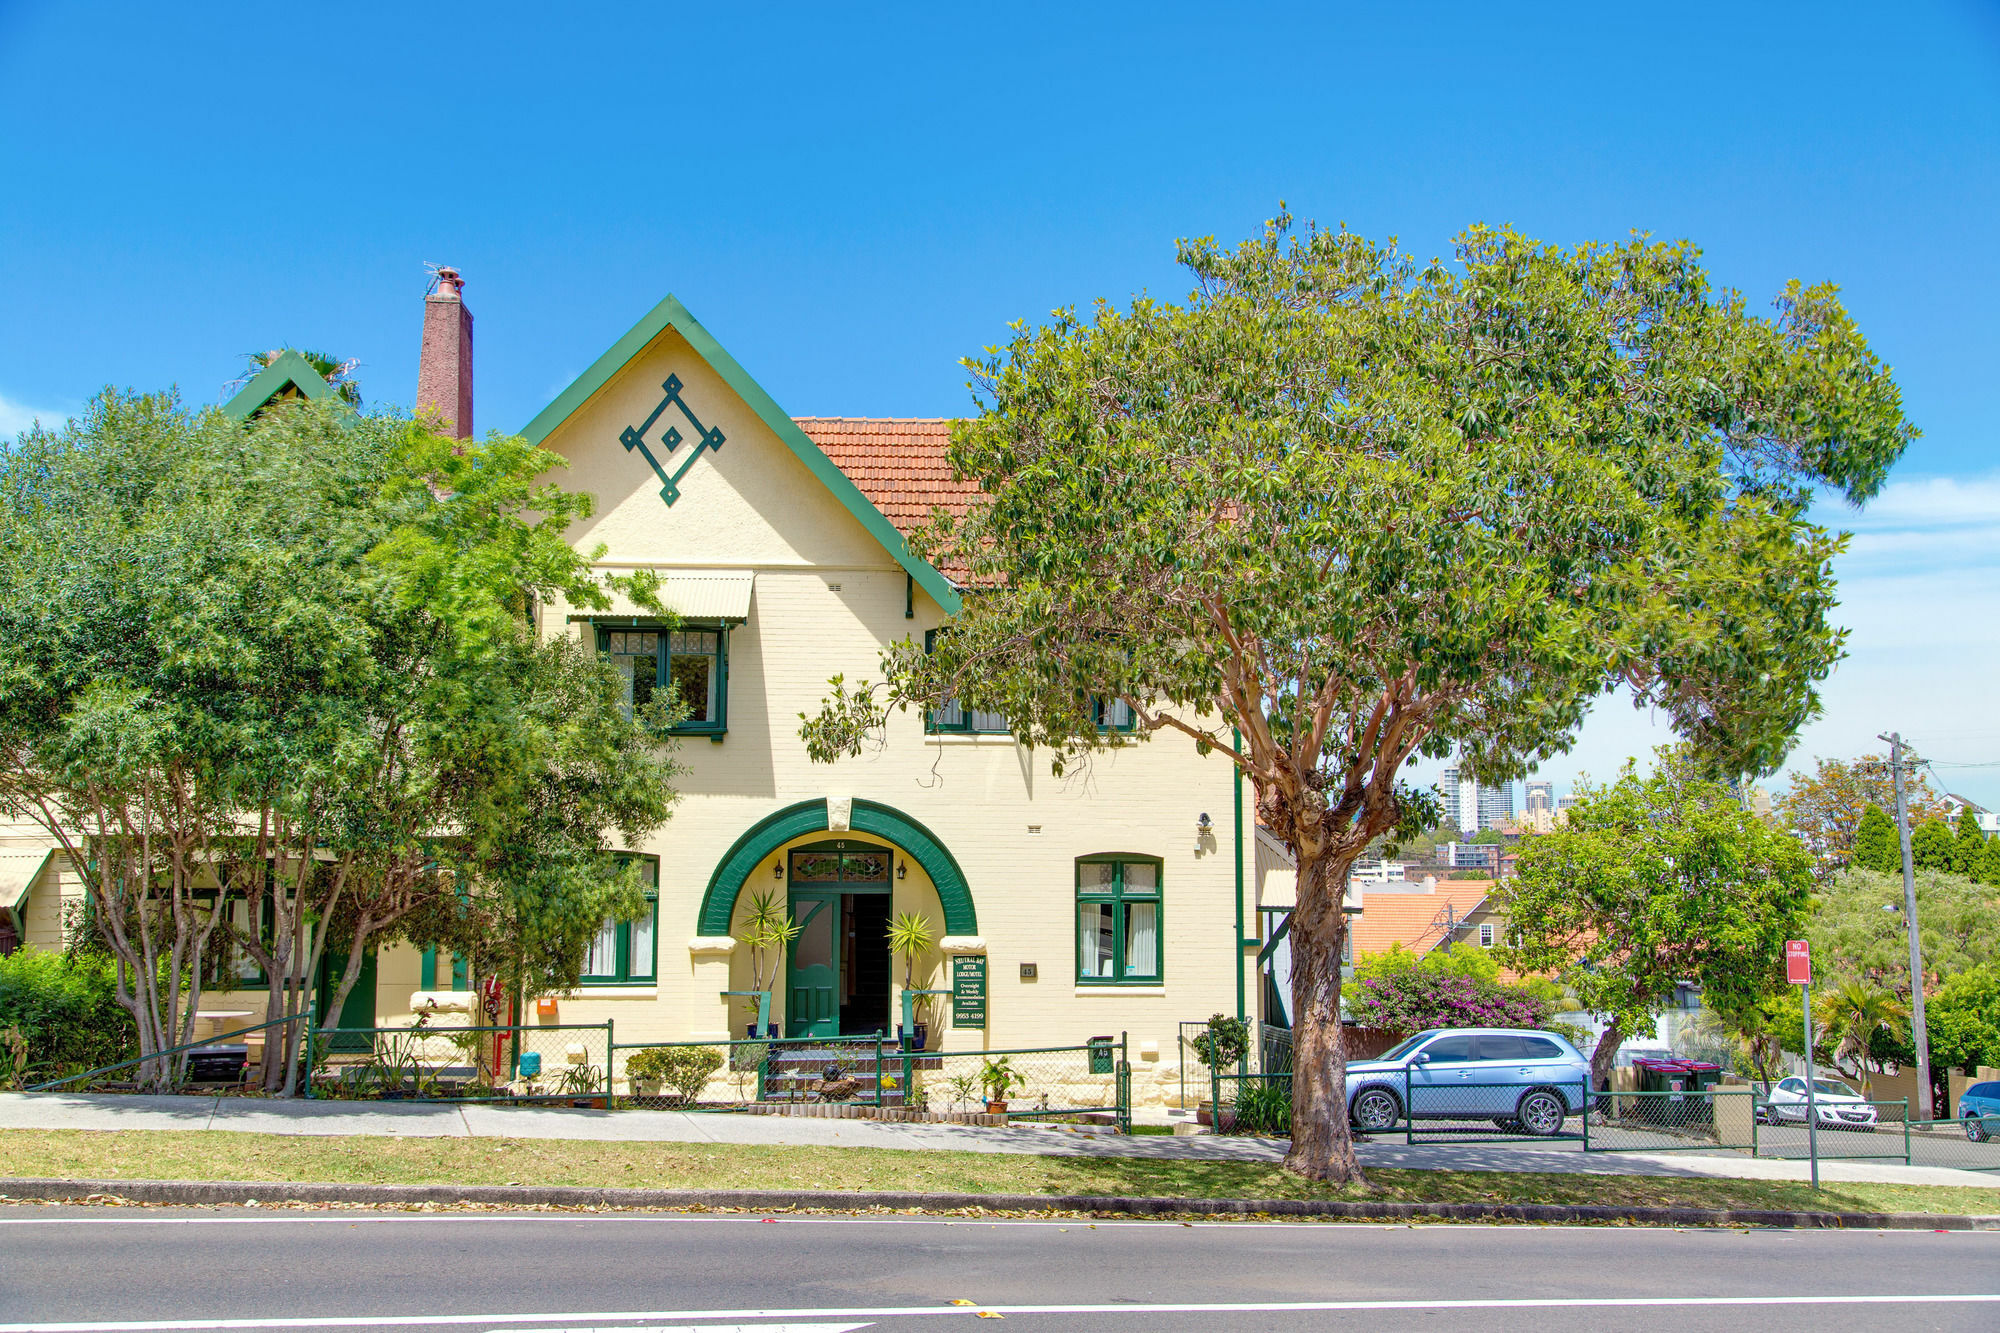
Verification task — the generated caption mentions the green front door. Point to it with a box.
[786,891,840,1038]
[316,948,378,1053]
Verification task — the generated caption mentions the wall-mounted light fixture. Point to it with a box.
[1197,812,1213,834]
[896,860,907,880]
[772,861,783,880]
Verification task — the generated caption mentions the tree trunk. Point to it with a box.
[1281,851,1365,1185]
[1589,1015,1626,1092]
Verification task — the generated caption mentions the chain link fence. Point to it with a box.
[609,1035,1131,1129]
[308,1022,613,1104]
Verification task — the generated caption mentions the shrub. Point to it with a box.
[1348,968,1550,1034]
[1230,1078,1293,1136]
[626,1045,724,1103]
[1185,1013,1250,1068]
[0,946,134,1084]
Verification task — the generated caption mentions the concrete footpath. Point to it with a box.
[3,1092,1996,1191]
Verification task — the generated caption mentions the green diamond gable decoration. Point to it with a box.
[619,372,726,506]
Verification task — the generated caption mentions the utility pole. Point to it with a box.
[1877,731,1933,1120]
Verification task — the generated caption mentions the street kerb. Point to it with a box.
[2,1176,1996,1230]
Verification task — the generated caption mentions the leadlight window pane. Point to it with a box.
[1080,902,1116,978]
[1078,862,1116,893]
[1122,862,1158,893]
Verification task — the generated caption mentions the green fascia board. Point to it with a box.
[221,350,336,423]
[519,294,961,615]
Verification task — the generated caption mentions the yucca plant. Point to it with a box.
[887,911,936,988]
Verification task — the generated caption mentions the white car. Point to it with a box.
[1761,1076,1879,1129]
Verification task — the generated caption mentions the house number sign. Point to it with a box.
[951,954,987,1029]
[618,373,726,506]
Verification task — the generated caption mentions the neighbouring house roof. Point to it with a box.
[221,350,337,423]
[518,295,960,614]
[1348,880,1493,960]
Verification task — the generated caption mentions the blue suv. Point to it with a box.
[1345,1027,1591,1135]
[1958,1081,2000,1142]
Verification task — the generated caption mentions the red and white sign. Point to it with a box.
[1786,939,1811,986]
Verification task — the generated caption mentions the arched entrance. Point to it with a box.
[698,799,976,1038]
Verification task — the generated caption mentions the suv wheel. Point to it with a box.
[1968,1117,1992,1144]
[1351,1086,1402,1131]
[1516,1088,1567,1136]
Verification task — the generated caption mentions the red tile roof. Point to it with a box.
[794,418,980,541]
[1349,881,1494,961]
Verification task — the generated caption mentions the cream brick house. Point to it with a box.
[0,276,1276,1096]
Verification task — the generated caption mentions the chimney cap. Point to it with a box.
[427,264,464,299]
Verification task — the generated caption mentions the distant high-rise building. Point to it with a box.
[1525,780,1554,815]
[1437,767,1517,833]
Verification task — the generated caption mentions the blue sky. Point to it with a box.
[3,1,1997,804]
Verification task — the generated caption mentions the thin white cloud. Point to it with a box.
[0,391,74,440]
[1827,473,2000,530]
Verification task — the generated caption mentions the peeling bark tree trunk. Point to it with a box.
[1589,1015,1626,1092]
[1282,850,1365,1185]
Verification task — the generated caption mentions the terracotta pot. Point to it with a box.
[985,1099,1008,1114]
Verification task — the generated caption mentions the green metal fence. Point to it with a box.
[608,1034,1130,1129]
[1904,1117,2000,1173]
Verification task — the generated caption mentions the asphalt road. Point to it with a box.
[0,1208,1995,1333]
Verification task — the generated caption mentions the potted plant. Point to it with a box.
[886,911,937,1048]
[1184,1013,1249,1126]
[980,1055,1025,1114]
[739,890,800,1038]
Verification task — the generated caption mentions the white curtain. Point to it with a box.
[584,916,618,978]
[628,907,654,980]
[1125,902,1158,977]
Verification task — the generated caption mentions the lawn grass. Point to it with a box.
[2,1127,1996,1217]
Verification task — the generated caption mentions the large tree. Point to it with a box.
[1776,754,1949,881]
[1501,749,1816,1086]
[1807,867,2000,996]
[0,392,678,1091]
[801,216,1912,1181]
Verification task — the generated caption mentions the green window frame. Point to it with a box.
[420,948,470,992]
[580,855,659,986]
[1075,855,1163,985]
[596,623,728,737]
[1092,696,1137,733]
[923,629,1009,734]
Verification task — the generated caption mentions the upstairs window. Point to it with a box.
[1076,855,1162,985]
[923,629,1009,734]
[1093,696,1136,732]
[599,625,728,736]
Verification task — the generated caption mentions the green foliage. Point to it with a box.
[1230,1078,1294,1136]
[1850,804,1899,874]
[0,947,134,1083]
[1354,940,1502,986]
[1185,1013,1250,1069]
[1981,839,2000,887]
[979,1055,1027,1101]
[1776,753,1949,881]
[1924,963,2000,1073]
[1807,869,2000,994]
[886,911,937,989]
[1470,829,1504,846]
[0,392,681,1087]
[1501,746,1816,1068]
[626,1045,725,1103]
[800,214,1911,1177]
[1822,981,1906,1079]
[1952,808,1987,878]
[1910,820,1955,873]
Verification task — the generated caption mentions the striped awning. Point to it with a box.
[574,570,755,623]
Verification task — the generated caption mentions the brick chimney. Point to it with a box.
[417,266,473,438]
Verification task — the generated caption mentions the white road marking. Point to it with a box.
[499,1328,871,1332]
[1,1295,1996,1332]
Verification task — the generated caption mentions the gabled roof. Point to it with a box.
[221,350,337,423]
[519,295,960,614]
[794,418,980,578]
[1349,881,1494,960]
